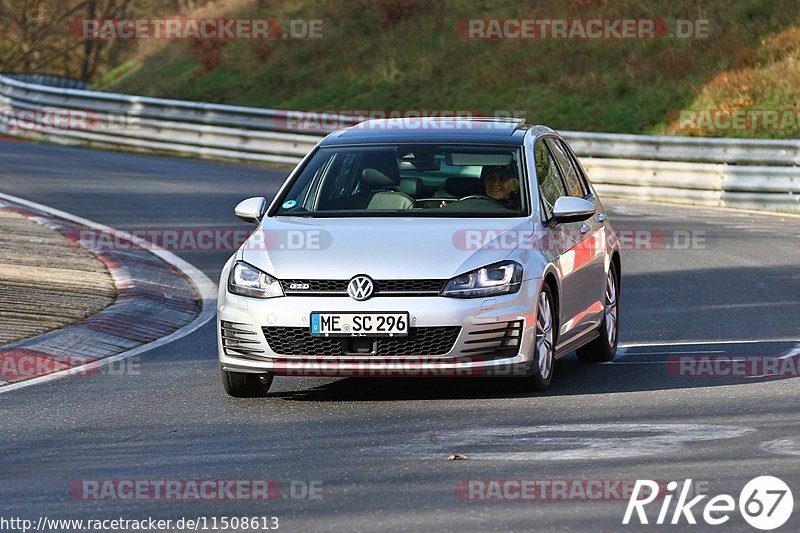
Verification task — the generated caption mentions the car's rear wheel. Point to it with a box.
[220,365,274,397]
[523,283,556,390]
[576,263,619,363]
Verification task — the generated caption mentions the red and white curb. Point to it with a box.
[0,192,217,392]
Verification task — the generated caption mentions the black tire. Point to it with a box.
[576,262,619,363]
[220,365,274,397]
[521,282,557,391]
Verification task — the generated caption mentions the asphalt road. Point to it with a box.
[1,141,799,532]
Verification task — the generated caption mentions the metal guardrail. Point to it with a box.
[3,74,89,90]
[562,131,800,166]
[1,74,798,212]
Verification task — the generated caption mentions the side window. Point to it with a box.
[547,139,586,198]
[535,141,567,220]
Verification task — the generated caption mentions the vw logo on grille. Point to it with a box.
[347,275,374,301]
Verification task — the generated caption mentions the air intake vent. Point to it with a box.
[460,320,523,358]
[221,321,265,358]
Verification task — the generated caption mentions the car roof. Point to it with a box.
[318,117,556,146]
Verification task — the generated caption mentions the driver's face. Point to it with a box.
[485,173,517,201]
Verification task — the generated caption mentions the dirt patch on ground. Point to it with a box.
[0,209,116,345]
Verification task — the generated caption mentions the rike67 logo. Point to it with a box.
[624,476,793,530]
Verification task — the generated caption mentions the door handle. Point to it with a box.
[579,224,590,234]
[597,213,607,223]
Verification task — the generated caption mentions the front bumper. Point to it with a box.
[217,279,541,377]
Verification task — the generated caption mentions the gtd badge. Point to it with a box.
[289,283,311,290]
[347,275,374,301]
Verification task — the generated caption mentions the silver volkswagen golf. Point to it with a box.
[217,118,621,396]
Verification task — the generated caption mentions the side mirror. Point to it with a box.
[550,196,596,225]
[235,197,267,224]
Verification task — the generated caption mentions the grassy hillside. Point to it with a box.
[95,0,800,138]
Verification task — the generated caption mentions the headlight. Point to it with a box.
[441,261,523,298]
[227,261,284,299]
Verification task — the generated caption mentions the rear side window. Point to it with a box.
[547,138,586,198]
[535,141,566,219]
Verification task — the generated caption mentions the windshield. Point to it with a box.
[273,145,528,218]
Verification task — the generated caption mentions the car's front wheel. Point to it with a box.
[220,365,274,397]
[576,262,619,363]
[523,283,556,390]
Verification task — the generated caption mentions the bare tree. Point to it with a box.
[0,0,216,80]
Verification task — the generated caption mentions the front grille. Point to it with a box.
[460,320,523,358]
[280,279,446,296]
[374,279,446,294]
[262,326,461,356]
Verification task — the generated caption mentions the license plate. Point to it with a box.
[310,312,409,337]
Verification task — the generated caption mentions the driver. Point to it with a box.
[481,164,520,209]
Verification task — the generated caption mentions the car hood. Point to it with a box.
[241,217,533,280]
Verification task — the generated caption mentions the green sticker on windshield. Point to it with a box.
[282,200,297,209]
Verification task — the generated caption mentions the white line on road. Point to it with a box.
[601,361,670,365]
[618,350,726,356]
[618,339,800,351]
